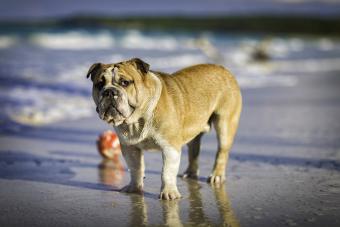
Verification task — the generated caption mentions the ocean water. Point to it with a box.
[0,27,339,125]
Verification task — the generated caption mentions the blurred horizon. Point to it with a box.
[0,0,340,22]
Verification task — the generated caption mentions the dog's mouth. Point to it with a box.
[101,105,124,125]
[97,98,134,126]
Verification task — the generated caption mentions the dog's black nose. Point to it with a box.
[103,88,118,98]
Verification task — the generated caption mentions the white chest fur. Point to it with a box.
[115,118,150,145]
[115,119,173,153]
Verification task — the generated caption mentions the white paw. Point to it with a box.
[159,186,181,200]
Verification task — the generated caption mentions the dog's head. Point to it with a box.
[87,58,153,126]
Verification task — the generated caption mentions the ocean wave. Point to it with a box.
[272,58,340,73]
[144,54,208,69]
[236,74,298,88]
[318,38,334,51]
[267,37,304,55]
[30,31,115,50]
[28,29,197,51]
[5,87,94,125]
[0,35,17,48]
[121,30,181,51]
[109,53,207,69]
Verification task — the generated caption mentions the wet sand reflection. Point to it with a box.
[98,164,239,226]
[161,200,183,227]
[185,179,240,227]
[129,195,148,227]
[210,183,240,227]
[185,179,209,225]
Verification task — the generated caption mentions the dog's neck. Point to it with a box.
[115,72,162,145]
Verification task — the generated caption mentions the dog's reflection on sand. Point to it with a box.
[185,179,240,227]
[211,183,240,227]
[98,164,239,226]
[129,195,148,227]
[186,179,207,224]
[161,200,183,227]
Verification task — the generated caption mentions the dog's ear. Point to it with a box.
[131,58,149,74]
[86,63,101,81]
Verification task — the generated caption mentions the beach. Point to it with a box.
[0,11,340,225]
[0,68,339,226]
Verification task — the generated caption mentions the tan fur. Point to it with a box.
[88,58,242,200]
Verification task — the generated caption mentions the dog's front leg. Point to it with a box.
[120,145,144,194]
[160,146,181,200]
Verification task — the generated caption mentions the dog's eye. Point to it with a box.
[95,81,105,90]
[119,79,132,87]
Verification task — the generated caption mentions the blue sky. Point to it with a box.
[0,0,339,21]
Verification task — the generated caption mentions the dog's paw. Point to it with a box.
[207,174,225,184]
[120,184,143,194]
[180,170,199,179]
[159,186,181,200]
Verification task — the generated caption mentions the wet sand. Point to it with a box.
[0,73,339,226]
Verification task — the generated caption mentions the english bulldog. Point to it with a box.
[87,58,242,200]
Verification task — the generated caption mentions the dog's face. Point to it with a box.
[87,58,150,126]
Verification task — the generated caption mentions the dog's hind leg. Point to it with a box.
[208,105,241,184]
[181,133,204,179]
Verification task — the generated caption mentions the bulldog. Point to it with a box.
[87,58,242,200]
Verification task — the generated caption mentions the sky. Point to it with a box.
[0,0,340,21]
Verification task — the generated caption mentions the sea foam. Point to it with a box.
[30,31,115,50]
